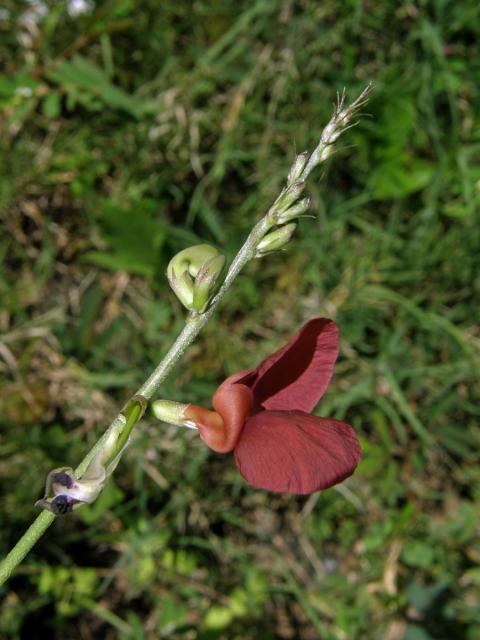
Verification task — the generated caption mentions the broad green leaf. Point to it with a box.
[369,157,433,199]
[46,55,146,117]
[84,203,165,277]
[42,92,61,119]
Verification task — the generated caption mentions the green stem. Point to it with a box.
[0,214,271,588]
[137,214,273,400]
[0,85,371,586]
[0,511,55,585]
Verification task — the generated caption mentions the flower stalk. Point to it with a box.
[0,84,372,586]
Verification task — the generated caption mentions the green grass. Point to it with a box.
[1,1,479,638]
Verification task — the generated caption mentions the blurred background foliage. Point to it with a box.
[0,0,479,638]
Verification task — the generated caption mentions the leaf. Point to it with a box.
[0,75,16,98]
[402,542,435,568]
[404,625,435,640]
[464,567,480,586]
[405,580,449,613]
[369,157,433,199]
[46,55,146,117]
[72,282,104,352]
[204,606,234,630]
[84,202,165,277]
[157,595,188,632]
[376,97,416,151]
[42,92,61,119]
[367,94,433,198]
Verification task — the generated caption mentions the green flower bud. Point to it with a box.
[273,181,306,219]
[167,244,225,314]
[256,223,297,257]
[152,399,196,429]
[287,151,309,184]
[192,253,225,313]
[277,196,311,224]
[167,267,195,310]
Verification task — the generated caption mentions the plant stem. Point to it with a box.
[0,511,55,586]
[0,85,371,586]
[0,209,271,588]
[137,214,273,400]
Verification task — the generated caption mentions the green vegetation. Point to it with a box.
[1,1,479,638]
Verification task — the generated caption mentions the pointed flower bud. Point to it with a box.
[167,244,225,314]
[277,196,311,224]
[273,180,306,218]
[256,223,296,257]
[287,151,309,185]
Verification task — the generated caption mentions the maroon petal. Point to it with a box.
[249,318,339,412]
[233,410,361,494]
[184,378,253,453]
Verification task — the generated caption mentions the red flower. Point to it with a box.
[184,318,361,494]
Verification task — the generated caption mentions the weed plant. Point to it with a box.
[1,1,479,638]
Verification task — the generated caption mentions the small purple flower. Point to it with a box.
[36,465,106,514]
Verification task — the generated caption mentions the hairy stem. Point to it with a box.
[0,84,371,586]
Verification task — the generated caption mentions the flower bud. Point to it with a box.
[277,196,311,224]
[35,405,139,515]
[287,151,309,184]
[256,223,297,257]
[192,253,225,313]
[167,244,225,313]
[274,180,306,217]
[36,463,107,514]
[152,399,197,429]
[167,267,194,310]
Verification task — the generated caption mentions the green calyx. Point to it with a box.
[152,399,194,429]
[277,196,311,224]
[274,180,306,216]
[167,244,225,314]
[256,223,297,257]
[287,151,309,184]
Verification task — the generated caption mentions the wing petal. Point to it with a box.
[234,410,361,494]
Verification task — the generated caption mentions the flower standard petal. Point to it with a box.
[233,410,361,494]
[249,318,339,413]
